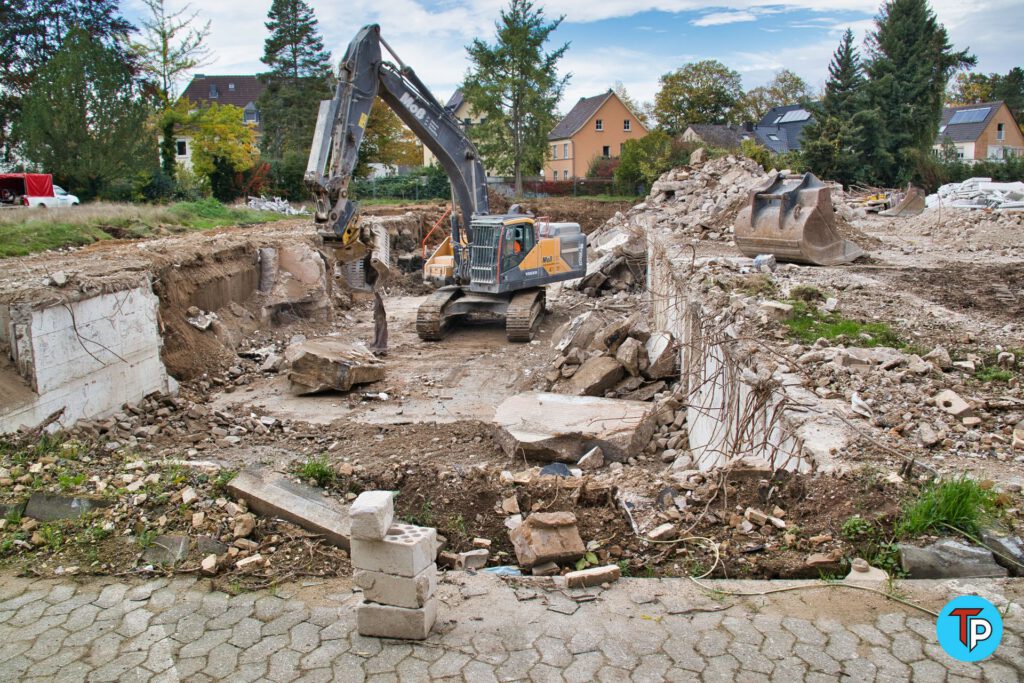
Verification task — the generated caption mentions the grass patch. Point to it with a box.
[295,457,335,488]
[732,273,778,297]
[897,477,998,539]
[783,300,903,348]
[0,198,289,258]
[975,366,1015,383]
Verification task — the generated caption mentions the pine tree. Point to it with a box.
[463,0,569,195]
[863,0,974,185]
[257,0,333,193]
[822,30,864,119]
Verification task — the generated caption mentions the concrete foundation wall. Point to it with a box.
[1,286,173,433]
[646,239,813,472]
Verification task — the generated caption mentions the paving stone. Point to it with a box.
[495,648,540,681]
[87,651,147,682]
[268,647,302,682]
[263,607,311,636]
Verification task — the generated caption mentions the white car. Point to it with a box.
[26,185,79,208]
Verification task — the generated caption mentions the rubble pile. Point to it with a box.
[247,196,309,215]
[928,178,1024,210]
[897,203,1024,249]
[574,227,647,297]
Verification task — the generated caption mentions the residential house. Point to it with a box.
[681,123,752,150]
[423,90,489,170]
[174,75,265,169]
[752,103,815,154]
[934,101,1024,160]
[545,91,649,180]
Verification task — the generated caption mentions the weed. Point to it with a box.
[407,500,435,528]
[296,457,335,488]
[897,477,997,538]
[783,300,903,348]
[841,516,873,541]
[975,366,1014,383]
[574,551,600,572]
[137,529,157,550]
[57,471,86,492]
[735,274,777,296]
[790,284,825,303]
[212,469,238,492]
[4,508,22,525]
[162,463,189,486]
[447,514,467,536]
[617,560,633,577]
[38,525,63,553]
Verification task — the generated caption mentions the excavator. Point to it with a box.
[305,24,587,342]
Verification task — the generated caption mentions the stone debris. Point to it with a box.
[565,564,622,588]
[493,392,659,462]
[24,493,109,522]
[899,539,1008,579]
[247,195,310,215]
[352,494,438,640]
[508,512,586,568]
[568,356,624,396]
[285,338,385,395]
[844,557,889,583]
[928,177,1024,210]
[227,469,352,548]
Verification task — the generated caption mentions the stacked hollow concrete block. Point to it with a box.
[350,491,438,640]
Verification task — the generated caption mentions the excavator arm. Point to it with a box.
[305,24,489,279]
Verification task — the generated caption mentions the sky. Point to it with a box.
[123,0,1024,112]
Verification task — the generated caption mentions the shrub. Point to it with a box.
[897,477,998,538]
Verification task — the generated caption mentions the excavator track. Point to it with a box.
[505,288,545,342]
[416,287,462,341]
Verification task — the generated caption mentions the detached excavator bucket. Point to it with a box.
[879,185,926,217]
[735,172,865,266]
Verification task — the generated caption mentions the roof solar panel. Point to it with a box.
[948,107,990,125]
[778,109,811,124]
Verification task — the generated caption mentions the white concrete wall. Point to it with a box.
[1,286,174,433]
[646,238,827,473]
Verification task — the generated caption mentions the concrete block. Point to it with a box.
[285,338,385,395]
[357,599,437,640]
[350,491,395,541]
[934,389,973,417]
[644,332,677,379]
[351,524,437,577]
[509,512,585,568]
[24,493,109,522]
[493,392,659,462]
[567,356,624,396]
[565,564,621,588]
[354,563,437,609]
[227,468,351,549]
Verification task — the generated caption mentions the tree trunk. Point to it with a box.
[514,156,522,197]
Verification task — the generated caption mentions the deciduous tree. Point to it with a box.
[188,103,259,200]
[653,60,743,134]
[463,0,570,195]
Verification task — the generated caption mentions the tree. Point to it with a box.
[258,0,333,191]
[864,0,975,185]
[653,60,743,134]
[463,0,569,195]
[15,28,149,198]
[131,0,210,101]
[991,67,1024,124]
[802,30,877,187]
[354,99,421,177]
[187,103,259,200]
[131,0,211,177]
[0,0,136,163]
[948,71,994,104]
[612,81,650,127]
[736,70,815,123]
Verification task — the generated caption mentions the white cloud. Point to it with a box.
[692,11,756,27]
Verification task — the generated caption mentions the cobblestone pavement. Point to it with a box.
[0,572,1020,682]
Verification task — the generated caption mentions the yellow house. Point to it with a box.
[423,90,487,167]
[545,91,649,180]
[934,100,1024,160]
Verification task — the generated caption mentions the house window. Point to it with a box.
[624,119,631,132]
[464,118,472,126]
[552,145,558,160]
[563,170,568,180]
[563,143,569,158]
[176,140,187,156]
[997,123,1005,140]
[209,84,219,99]
[595,119,603,131]
[602,145,610,158]
[767,134,780,141]
[228,83,236,92]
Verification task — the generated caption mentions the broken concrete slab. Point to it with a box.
[981,528,1024,576]
[565,564,621,588]
[933,389,973,417]
[644,332,678,380]
[899,539,1007,579]
[567,356,624,396]
[24,493,109,522]
[509,512,585,568]
[615,337,645,377]
[285,338,384,395]
[143,534,189,566]
[227,468,351,549]
[493,392,659,462]
[555,311,604,354]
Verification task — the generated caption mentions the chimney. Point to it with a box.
[743,121,754,132]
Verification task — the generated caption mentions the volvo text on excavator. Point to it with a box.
[305,24,587,342]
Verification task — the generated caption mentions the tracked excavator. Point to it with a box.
[305,24,587,342]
